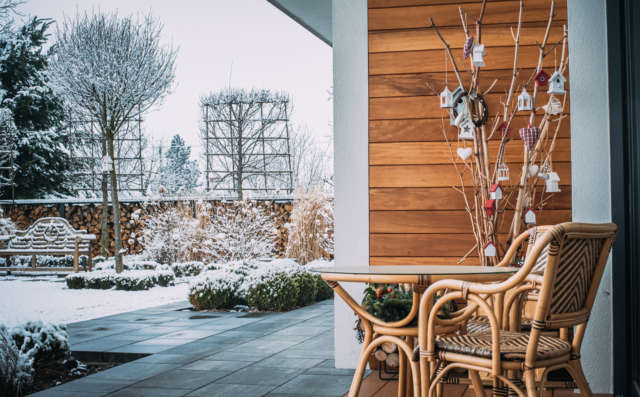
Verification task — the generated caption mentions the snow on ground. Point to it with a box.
[0,275,189,326]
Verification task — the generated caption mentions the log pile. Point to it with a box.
[2,200,292,259]
[372,342,400,369]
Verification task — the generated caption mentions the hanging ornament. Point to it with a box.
[455,111,475,140]
[497,162,510,181]
[452,92,489,127]
[490,183,503,200]
[528,164,540,178]
[524,208,537,224]
[517,88,532,111]
[498,122,512,139]
[534,70,550,87]
[456,147,472,160]
[463,36,474,59]
[547,71,567,95]
[543,97,563,115]
[539,163,552,179]
[449,86,465,126]
[519,125,540,150]
[545,171,561,193]
[440,86,454,108]
[472,44,486,67]
[484,199,496,216]
[483,241,497,257]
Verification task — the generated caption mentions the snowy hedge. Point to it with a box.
[189,270,244,310]
[94,256,160,271]
[66,269,175,290]
[0,255,90,268]
[171,261,205,277]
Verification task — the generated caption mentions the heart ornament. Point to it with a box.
[519,126,540,150]
[528,164,539,177]
[457,147,473,161]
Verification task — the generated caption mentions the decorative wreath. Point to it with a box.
[452,91,489,127]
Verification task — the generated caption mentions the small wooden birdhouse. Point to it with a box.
[472,44,485,67]
[534,70,550,87]
[455,111,475,140]
[544,97,563,115]
[440,86,454,108]
[517,88,532,111]
[547,71,566,95]
[490,183,503,200]
[483,241,497,257]
[484,199,496,216]
[545,171,561,193]
[497,162,510,181]
[524,208,537,224]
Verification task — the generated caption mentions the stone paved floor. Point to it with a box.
[29,299,359,397]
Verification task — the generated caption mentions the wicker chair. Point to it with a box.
[416,222,616,397]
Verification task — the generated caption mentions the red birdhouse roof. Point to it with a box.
[525,208,535,214]
[534,70,550,86]
[483,241,496,249]
[485,199,496,209]
[490,183,501,192]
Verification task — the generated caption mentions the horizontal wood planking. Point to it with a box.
[370,233,505,257]
[370,116,571,142]
[369,0,512,9]
[370,209,570,234]
[370,46,561,75]
[370,187,572,210]
[370,93,568,120]
[369,24,565,53]
[369,1,566,30]
[369,162,571,187]
[370,139,571,165]
[370,256,482,266]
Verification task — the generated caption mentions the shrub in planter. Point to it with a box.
[171,261,205,277]
[189,270,244,310]
[294,271,318,307]
[0,329,33,397]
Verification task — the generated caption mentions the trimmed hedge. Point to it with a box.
[314,275,334,301]
[65,269,175,291]
[189,270,244,310]
[171,261,205,277]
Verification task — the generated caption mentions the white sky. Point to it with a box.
[21,0,333,159]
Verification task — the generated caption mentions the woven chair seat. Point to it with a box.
[436,329,571,361]
[467,315,534,333]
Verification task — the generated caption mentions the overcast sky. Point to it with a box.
[21,0,333,159]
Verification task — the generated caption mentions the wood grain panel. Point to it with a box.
[369,187,572,210]
[369,0,509,8]
[370,45,560,75]
[369,139,571,165]
[370,209,570,234]
[370,256,482,266]
[369,162,571,187]
[370,233,496,257]
[369,116,571,142]
[369,24,564,53]
[369,2,566,30]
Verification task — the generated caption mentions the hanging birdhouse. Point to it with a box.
[497,162,510,181]
[463,36,474,59]
[524,208,537,224]
[534,70,550,87]
[545,171,561,193]
[440,86,454,108]
[455,110,475,140]
[449,86,465,125]
[483,241,497,257]
[472,44,486,67]
[543,97,563,115]
[484,199,496,216]
[498,122,512,139]
[517,88,532,111]
[547,71,566,95]
[519,126,540,150]
[490,183,503,200]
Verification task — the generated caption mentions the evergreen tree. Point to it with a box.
[156,134,199,194]
[0,17,69,198]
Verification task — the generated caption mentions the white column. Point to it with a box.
[332,0,369,368]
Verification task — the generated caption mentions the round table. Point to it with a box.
[312,265,519,397]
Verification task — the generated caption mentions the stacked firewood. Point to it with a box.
[372,342,400,369]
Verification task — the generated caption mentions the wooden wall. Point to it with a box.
[368,0,571,266]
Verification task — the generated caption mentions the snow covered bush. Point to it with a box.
[8,322,70,369]
[65,270,114,289]
[171,261,205,277]
[94,256,159,271]
[188,270,244,310]
[1,255,90,268]
[307,259,335,301]
[286,189,334,265]
[0,328,33,397]
[240,259,303,312]
[66,269,174,290]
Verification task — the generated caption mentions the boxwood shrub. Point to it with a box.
[171,261,205,277]
[65,269,175,290]
[189,270,244,310]
[294,271,318,306]
[314,274,334,301]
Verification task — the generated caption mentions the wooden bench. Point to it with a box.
[0,217,96,272]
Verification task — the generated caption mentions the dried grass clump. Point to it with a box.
[286,189,334,265]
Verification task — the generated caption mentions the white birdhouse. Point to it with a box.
[545,171,561,193]
[449,86,465,125]
[472,44,486,67]
[497,162,510,182]
[544,97,563,115]
[483,241,497,257]
[518,88,532,111]
[455,110,475,140]
[490,183,503,200]
[524,208,537,224]
[547,71,566,95]
[440,86,454,108]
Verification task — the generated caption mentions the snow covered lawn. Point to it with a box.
[0,276,189,326]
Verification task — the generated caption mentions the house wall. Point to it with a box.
[368,0,572,265]
[566,0,612,393]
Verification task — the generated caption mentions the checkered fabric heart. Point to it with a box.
[519,126,540,150]
[463,36,474,59]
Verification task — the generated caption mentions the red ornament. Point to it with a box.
[484,199,496,216]
[498,122,512,138]
[534,70,550,87]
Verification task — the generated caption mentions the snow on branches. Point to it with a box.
[286,188,334,265]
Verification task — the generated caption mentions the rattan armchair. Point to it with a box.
[416,222,616,397]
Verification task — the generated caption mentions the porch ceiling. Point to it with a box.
[266,0,332,46]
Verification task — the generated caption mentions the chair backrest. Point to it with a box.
[531,222,616,330]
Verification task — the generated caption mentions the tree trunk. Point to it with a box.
[107,135,124,273]
[100,137,109,257]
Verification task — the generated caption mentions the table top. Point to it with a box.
[311,265,520,276]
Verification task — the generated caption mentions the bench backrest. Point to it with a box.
[8,217,92,251]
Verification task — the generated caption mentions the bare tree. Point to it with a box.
[289,125,333,192]
[200,89,293,199]
[50,11,176,272]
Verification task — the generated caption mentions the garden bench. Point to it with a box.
[0,217,95,272]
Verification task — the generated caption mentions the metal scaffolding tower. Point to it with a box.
[0,112,16,200]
